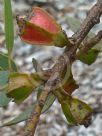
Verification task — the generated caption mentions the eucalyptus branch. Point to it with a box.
[24,1,102,136]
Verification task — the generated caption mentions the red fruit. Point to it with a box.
[17,7,69,47]
[29,7,61,34]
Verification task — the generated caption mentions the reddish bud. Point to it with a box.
[16,7,69,47]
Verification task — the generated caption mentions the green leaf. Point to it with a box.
[7,72,45,104]
[7,73,34,104]
[61,101,77,125]
[67,16,81,33]
[0,53,17,71]
[54,31,70,47]
[32,58,42,72]
[93,42,102,51]
[67,16,95,38]
[37,85,56,113]
[2,86,56,126]
[4,0,14,69]
[0,71,11,107]
[36,85,44,99]
[61,95,93,127]
[0,92,11,107]
[42,93,56,113]
[2,91,56,126]
[67,16,102,51]
[2,83,56,126]
[0,71,9,90]
[70,97,93,127]
[79,49,99,65]
[0,67,3,70]
[2,105,34,126]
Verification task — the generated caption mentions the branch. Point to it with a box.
[72,1,102,52]
[24,53,71,136]
[24,87,50,136]
[24,1,102,136]
[76,30,102,58]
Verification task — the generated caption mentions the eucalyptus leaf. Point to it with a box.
[32,58,42,72]
[42,93,56,113]
[2,87,56,126]
[0,71,9,90]
[67,16,81,33]
[37,85,56,113]
[4,93,92,127]
[0,53,17,71]
[0,92,11,107]
[4,0,14,69]
[67,16,95,38]
[2,105,34,127]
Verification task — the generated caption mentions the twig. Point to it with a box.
[72,1,102,51]
[24,1,102,136]
[24,87,50,136]
[76,30,102,58]
[24,53,72,136]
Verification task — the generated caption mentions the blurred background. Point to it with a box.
[0,0,102,136]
